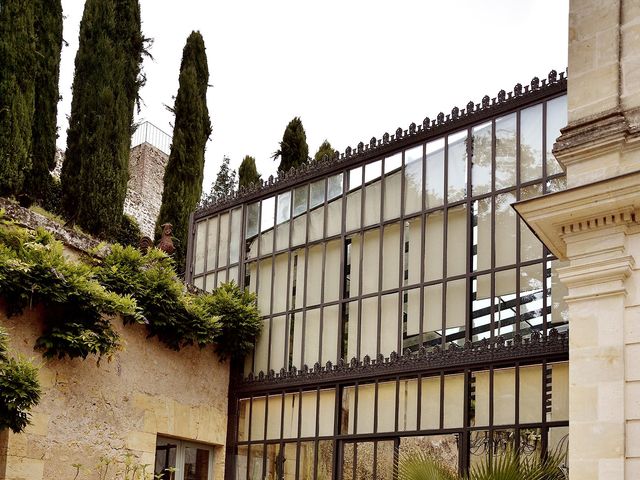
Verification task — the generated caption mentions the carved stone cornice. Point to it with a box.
[557,255,634,302]
[513,171,640,260]
[234,330,568,395]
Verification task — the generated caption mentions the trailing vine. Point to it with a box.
[0,211,262,362]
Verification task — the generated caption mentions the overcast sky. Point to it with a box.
[57,0,569,192]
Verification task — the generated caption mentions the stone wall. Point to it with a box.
[0,305,229,480]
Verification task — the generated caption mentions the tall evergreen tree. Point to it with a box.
[0,0,36,196]
[272,117,309,173]
[314,139,336,162]
[25,0,63,203]
[60,0,144,237]
[207,156,236,200]
[156,31,211,272]
[238,155,261,189]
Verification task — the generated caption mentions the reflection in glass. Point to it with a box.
[154,438,177,480]
[520,103,543,182]
[183,446,209,480]
[495,113,517,190]
[260,197,275,232]
[349,166,362,191]
[293,185,308,216]
[494,191,517,267]
[447,205,467,277]
[426,138,445,207]
[276,191,291,224]
[447,130,467,202]
[246,202,260,239]
[327,173,343,200]
[310,179,325,208]
[472,121,493,195]
[236,445,248,480]
[365,159,382,183]
[399,435,459,474]
[546,95,567,175]
[384,154,402,221]
[404,145,423,215]
[317,440,334,480]
[248,444,264,480]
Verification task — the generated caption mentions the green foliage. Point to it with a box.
[273,116,309,173]
[24,0,63,203]
[0,0,36,196]
[61,0,145,238]
[238,155,261,189]
[40,175,63,215]
[114,214,142,247]
[206,155,237,201]
[0,325,41,434]
[156,31,211,272]
[314,139,336,162]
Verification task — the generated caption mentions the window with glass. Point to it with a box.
[154,437,216,480]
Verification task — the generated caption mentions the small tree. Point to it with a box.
[238,155,261,189]
[314,139,336,162]
[0,0,36,196]
[156,31,211,272]
[207,156,237,200]
[272,116,309,173]
[25,0,64,203]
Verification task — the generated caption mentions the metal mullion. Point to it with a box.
[225,209,233,274]
[267,200,281,373]
[201,215,210,291]
[239,206,248,291]
[376,159,385,358]
[419,142,427,347]
[213,214,222,285]
[541,358,549,457]
[262,395,269,477]
[313,387,321,480]
[283,191,294,369]
[489,118,497,341]
[416,373,423,431]
[489,366,495,433]
[337,171,348,363]
[318,177,329,367]
[461,369,471,474]
[515,109,522,335]
[301,184,311,368]
[442,134,449,347]
[353,381,360,436]
[465,126,473,343]
[373,379,379,434]
[295,387,303,480]
[352,442,358,480]
[333,384,342,480]
[439,371,445,429]
[397,150,407,354]
[514,363,521,453]
[372,441,378,480]
[394,375,400,433]
[356,166,365,361]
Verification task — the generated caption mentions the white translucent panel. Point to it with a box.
[193,276,204,290]
[546,95,567,175]
[475,198,492,272]
[250,396,266,440]
[495,191,517,267]
[230,208,242,264]
[291,251,305,310]
[277,191,291,224]
[472,121,492,195]
[424,283,443,333]
[205,273,215,292]
[266,394,283,439]
[361,229,380,294]
[406,288,421,336]
[495,113,517,189]
[447,205,467,276]
[386,152,402,172]
[194,220,207,275]
[257,258,272,314]
[398,379,418,431]
[405,217,422,285]
[259,229,273,256]
[364,179,382,226]
[447,130,467,202]
[521,263,543,294]
[404,145,423,215]
[327,173,343,200]
[382,223,401,290]
[426,138,445,207]
[360,297,378,359]
[246,202,260,239]
[228,266,239,285]
[205,216,219,272]
[365,159,382,182]
[494,368,515,425]
[377,381,397,432]
[550,259,569,328]
[380,293,399,357]
[247,262,257,293]
[322,305,340,365]
[318,389,335,436]
[324,240,342,303]
[443,374,465,428]
[238,399,250,442]
[300,390,318,438]
[216,269,227,288]
[253,319,270,374]
[293,185,308,216]
[519,365,543,423]
[549,362,569,421]
[446,279,466,329]
[345,189,361,232]
[270,315,287,373]
[477,266,517,300]
[548,426,569,459]
[494,269,517,338]
[310,179,325,209]
[383,170,402,221]
[420,376,441,429]
[282,392,299,439]
[326,197,342,237]
[425,210,444,280]
[473,370,490,427]
[303,308,321,367]
[520,103,543,182]
[291,311,303,368]
[349,166,362,191]
[347,302,359,361]
[520,184,543,261]
[357,383,375,434]
[272,254,289,314]
[275,221,289,252]
[521,264,544,335]
[291,214,306,246]
[261,197,275,232]
[308,205,324,242]
[471,275,491,342]
[306,245,323,306]
[348,235,361,297]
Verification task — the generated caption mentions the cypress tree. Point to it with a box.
[156,31,211,272]
[272,117,309,173]
[60,0,144,237]
[0,0,36,196]
[238,155,261,189]
[25,0,63,203]
[313,139,336,162]
[207,156,237,200]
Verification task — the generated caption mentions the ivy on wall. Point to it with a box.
[0,211,262,361]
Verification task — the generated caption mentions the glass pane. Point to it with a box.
[443,374,464,428]
[404,145,423,215]
[472,121,492,195]
[399,435,458,475]
[218,213,230,268]
[238,399,249,442]
[475,198,491,272]
[261,197,275,232]
[264,444,280,480]
[520,184,543,261]
[364,178,382,226]
[424,283,443,343]
[376,381,397,432]
[548,362,569,422]
[349,166,363,191]
[298,442,315,480]
[420,376,441,429]
[382,223,401,290]
[365,159,382,183]
[310,179,325,208]
[397,378,418,431]
[520,103,543,182]
[472,370,489,427]
[293,185,308,216]
[472,275,491,342]
[248,445,264,480]
[277,191,291,224]
[404,217,422,286]
[520,263,544,338]
[546,95,567,175]
[493,367,516,425]
[342,442,354,480]
[495,113,517,190]
[495,191,517,267]
[246,202,260,239]
[426,138,445,207]
[206,217,218,272]
[236,445,248,480]
[318,389,336,436]
[375,441,395,480]
[194,221,207,275]
[183,446,210,480]
[446,205,467,277]
[328,173,343,200]
[445,279,466,341]
[424,210,444,281]
[230,208,242,264]
[447,130,467,202]
[346,188,361,232]
[341,386,355,434]
[383,160,402,221]
[154,438,177,480]
[519,364,543,423]
[317,440,334,480]
[494,269,517,339]
[361,229,380,294]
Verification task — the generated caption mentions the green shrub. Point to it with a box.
[114,214,142,247]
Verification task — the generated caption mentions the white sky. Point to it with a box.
[57,0,569,193]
